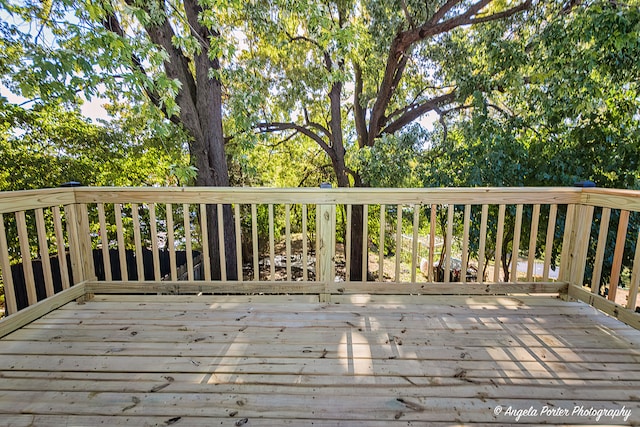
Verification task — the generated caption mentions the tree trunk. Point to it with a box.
[502,253,511,282]
[326,67,370,282]
[349,204,367,281]
[184,0,237,280]
[331,158,368,282]
[201,204,237,281]
[193,139,237,281]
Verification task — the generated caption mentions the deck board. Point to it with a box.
[1,294,640,425]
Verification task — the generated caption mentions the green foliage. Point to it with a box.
[0,99,186,190]
[421,0,640,283]
[1,0,640,287]
[352,125,424,187]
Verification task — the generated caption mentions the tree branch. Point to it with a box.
[255,122,335,161]
[381,91,457,135]
[389,52,410,100]
[285,32,323,50]
[353,61,368,148]
[470,0,533,24]
[367,0,531,145]
[434,107,449,144]
[298,163,333,187]
[101,8,181,126]
[285,31,332,71]
[407,0,493,47]
[129,0,202,140]
[427,0,463,25]
[259,129,300,149]
[343,164,362,186]
[401,0,416,28]
[562,0,583,14]
[303,106,332,140]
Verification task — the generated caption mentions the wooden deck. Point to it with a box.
[0,294,639,425]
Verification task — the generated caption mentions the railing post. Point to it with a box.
[569,204,594,287]
[62,183,96,291]
[563,181,595,292]
[317,183,336,302]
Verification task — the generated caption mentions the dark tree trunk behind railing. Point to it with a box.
[204,204,238,281]
[349,205,366,281]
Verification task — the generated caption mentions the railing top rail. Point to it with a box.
[4,186,640,211]
[69,186,583,205]
[581,187,640,211]
[0,188,75,214]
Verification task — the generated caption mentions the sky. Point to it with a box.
[1,83,111,122]
[1,80,437,130]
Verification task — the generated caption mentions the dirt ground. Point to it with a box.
[254,235,640,311]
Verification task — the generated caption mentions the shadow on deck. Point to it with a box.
[1,293,639,425]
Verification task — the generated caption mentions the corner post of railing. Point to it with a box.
[317,183,336,302]
[564,181,596,291]
[62,182,96,291]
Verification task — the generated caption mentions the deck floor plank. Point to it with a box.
[1,294,639,425]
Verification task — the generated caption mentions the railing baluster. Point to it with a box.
[609,209,630,302]
[149,203,161,281]
[52,206,70,290]
[268,204,275,281]
[302,204,308,281]
[199,204,211,281]
[429,204,437,282]
[395,204,402,282]
[97,203,112,281]
[559,204,576,283]
[362,204,369,282]
[79,204,95,282]
[217,204,227,282]
[461,205,471,284]
[235,204,243,281]
[0,213,17,315]
[478,204,488,283]
[345,204,351,282]
[251,204,259,281]
[510,204,523,282]
[64,204,81,285]
[526,204,540,281]
[543,204,558,281]
[15,211,36,305]
[285,204,291,281]
[444,204,454,283]
[379,204,385,282]
[132,203,145,281]
[113,203,128,281]
[627,228,640,310]
[183,204,194,281]
[77,203,95,282]
[35,208,54,297]
[166,203,177,281]
[411,205,419,283]
[591,207,611,294]
[494,205,506,282]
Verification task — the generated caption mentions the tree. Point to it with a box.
[0,98,186,190]
[1,0,242,278]
[239,0,532,279]
[422,0,640,283]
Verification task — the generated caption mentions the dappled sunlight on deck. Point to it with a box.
[1,294,639,425]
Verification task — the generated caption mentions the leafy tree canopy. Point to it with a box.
[0,97,188,190]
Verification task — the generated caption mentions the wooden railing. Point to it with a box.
[0,186,639,330]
